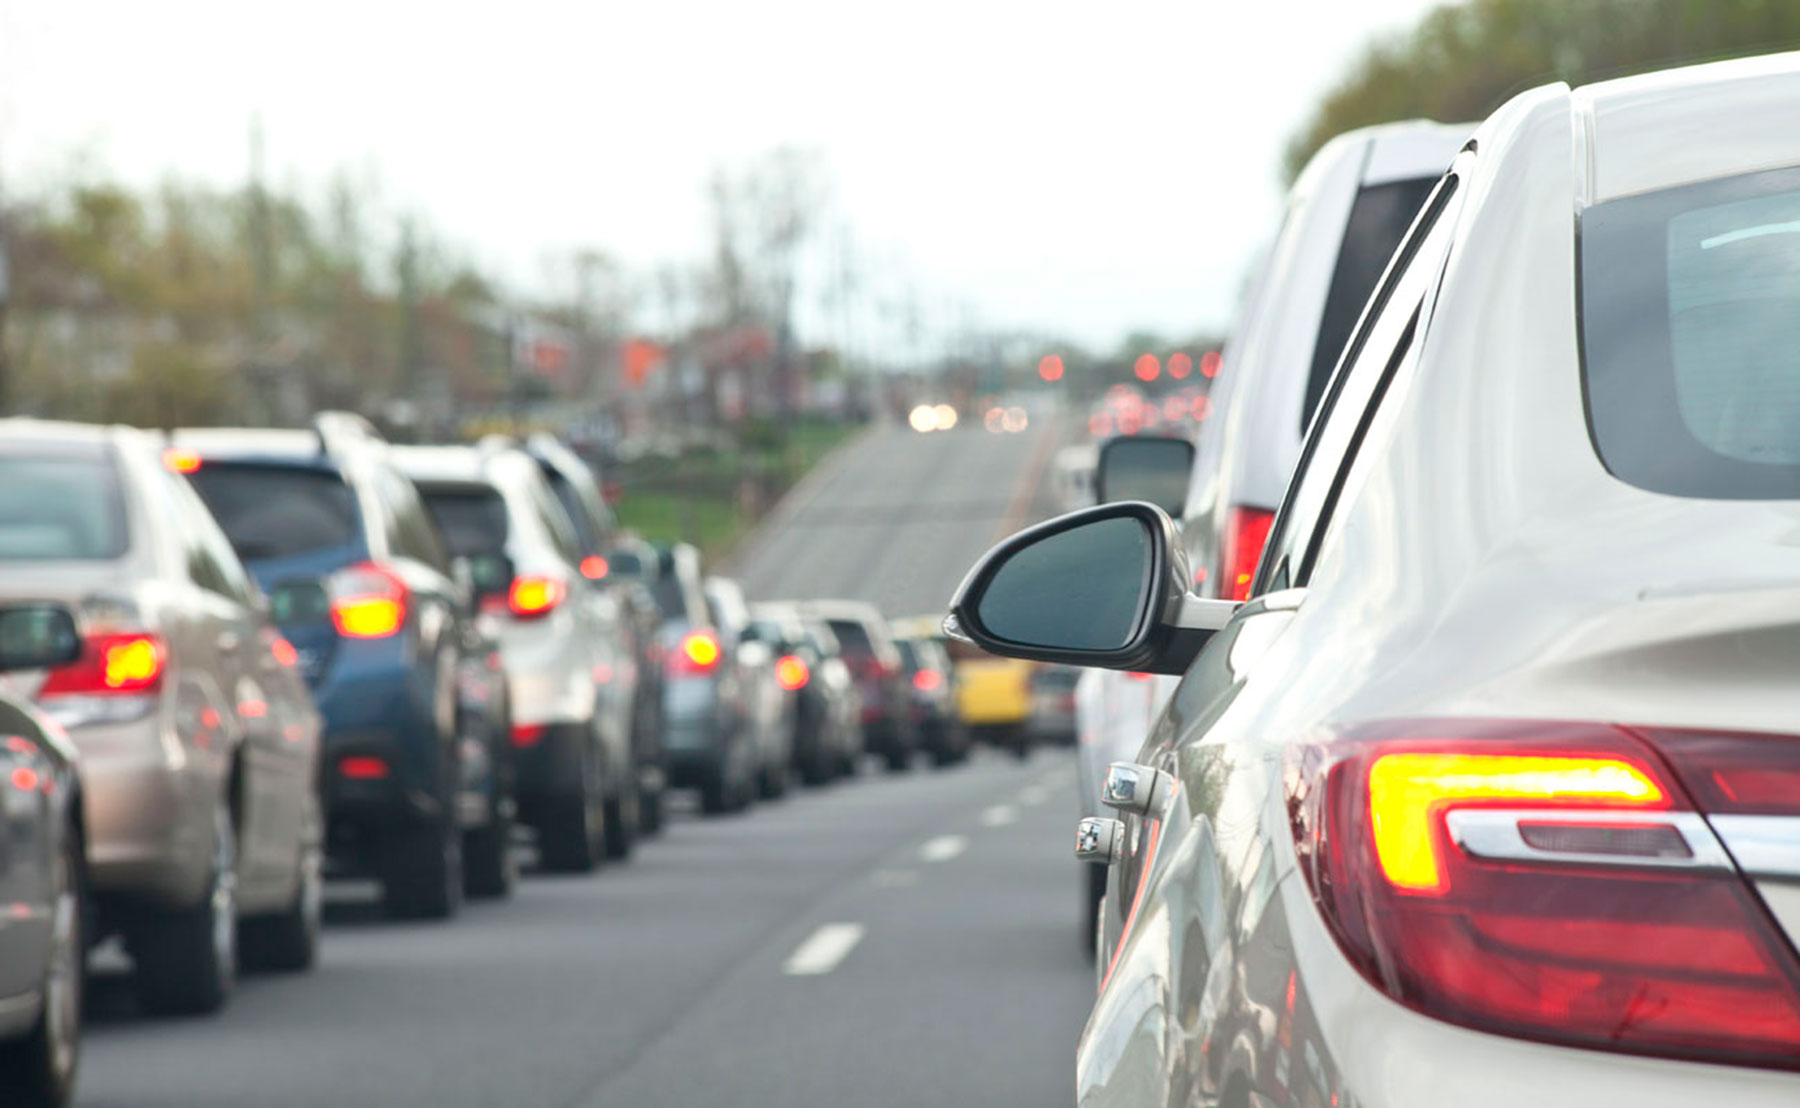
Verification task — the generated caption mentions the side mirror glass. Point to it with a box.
[975,516,1152,651]
[947,502,1236,675]
[1096,435,1196,517]
[0,605,82,671]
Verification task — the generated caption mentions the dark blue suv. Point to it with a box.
[173,415,512,919]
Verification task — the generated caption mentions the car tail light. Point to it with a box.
[579,555,609,580]
[671,631,721,676]
[511,723,546,748]
[507,575,567,619]
[1288,718,1800,1070]
[39,632,167,696]
[776,654,810,691]
[1219,505,1275,602]
[338,755,390,780]
[270,636,300,668]
[328,563,408,639]
[912,668,943,692]
[162,448,203,474]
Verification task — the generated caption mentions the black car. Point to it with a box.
[894,635,968,767]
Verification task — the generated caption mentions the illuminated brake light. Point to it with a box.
[911,668,942,692]
[1367,752,1666,893]
[40,632,167,697]
[675,631,721,674]
[1220,505,1275,601]
[162,448,203,474]
[508,575,567,619]
[328,563,408,639]
[776,654,810,691]
[338,755,390,780]
[270,636,299,668]
[579,555,609,580]
[1288,719,1800,1069]
[511,723,546,748]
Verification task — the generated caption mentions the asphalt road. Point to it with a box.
[731,420,1066,619]
[76,419,1093,1108]
[78,752,1091,1108]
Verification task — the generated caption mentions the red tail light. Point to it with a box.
[338,755,390,780]
[579,555,609,580]
[328,563,408,639]
[912,668,943,693]
[507,575,567,619]
[671,631,721,676]
[776,654,810,691]
[162,448,203,474]
[511,723,546,748]
[1288,719,1800,1070]
[39,632,167,696]
[1219,505,1275,602]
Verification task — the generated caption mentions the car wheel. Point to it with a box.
[539,741,604,872]
[638,783,665,836]
[240,836,322,972]
[0,821,83,1106]
[884,747,912,773]
[603,783,637,861]
[463,800,516,899]
[382,815,463,921]
[131,803,236,1016]
[759,759,789,800]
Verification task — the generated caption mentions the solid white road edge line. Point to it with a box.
[784,923,867,976]
[920,834,969,862]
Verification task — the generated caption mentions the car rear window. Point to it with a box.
[185,463,358,561]
[827,619,875,658]
[0,449,129,559]
[1582,165,1800,499]
[894,640,920,670]
[418,487,511,558]
[1303,174,1441,430]
[650,572,693,621]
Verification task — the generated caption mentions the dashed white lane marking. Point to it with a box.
[870,868,919,887]
[1017,786,1049,806]
[981,804,1018,827]
[784,923,866,976]
[920,834,969,862]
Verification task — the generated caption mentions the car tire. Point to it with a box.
[240,838,322,973]
[540,740,605,872]
[700,771,731,815]
[603,785,637,861]
[463,803,516,900]
[638,784,665,836]
[382,816,463,921]
[0,821,83,1107]
[131,804,236,1017]
[884,747,911,773]
[759,759,789,800]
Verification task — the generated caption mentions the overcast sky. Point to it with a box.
[0,0,1439,352]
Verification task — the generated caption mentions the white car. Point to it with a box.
[1074,120,1468,947]
[954,50,1800,1108]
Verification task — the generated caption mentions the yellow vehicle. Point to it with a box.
[946,641,1034,757]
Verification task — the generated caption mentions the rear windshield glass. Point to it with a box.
[0,450,128,559]
[651,573,691,621]
[1303,175,1441,429]
[826,619,874,658]
[187,464,358,561]
[894,640,920,670]
[1582,165,1800,499]
[418,488,510,557]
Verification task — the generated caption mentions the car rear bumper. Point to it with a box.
[64,718,215,909]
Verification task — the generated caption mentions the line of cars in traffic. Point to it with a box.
[0,413,981,1107]
[951,50,1800,1108]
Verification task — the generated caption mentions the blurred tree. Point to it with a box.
[1285,0,1800,182]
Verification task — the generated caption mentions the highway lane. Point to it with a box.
[77,752,1093,1108]
[731,420,1066,619]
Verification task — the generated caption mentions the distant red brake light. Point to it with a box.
[911,668,943,692]
[328,563,408,639]
[39,632,167,696]
[579,555,609,581]
[338,755,390,780]
[775,654,810,691]
[1288,719,1800,1070]
[508,575,567,619]
[1220,505,1275,602]
[162,448,203,474]
[671,631,722,676]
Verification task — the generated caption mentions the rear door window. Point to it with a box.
[1582,164,1800,499]
[1303,174,1442,430]
[827,619,875,660]
[187,464,361,563]
[418,487,511,559]
[0,447,129,560]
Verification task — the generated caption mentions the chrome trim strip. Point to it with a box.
[1708,815,1800,881]
[1445,809,1733,872]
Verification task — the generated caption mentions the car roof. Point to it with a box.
[804,600,887,624]
[0,418,139,447]
[171,427,333,463]
[1577,50,1800,204]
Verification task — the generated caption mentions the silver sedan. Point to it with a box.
[949,50,1800,1108]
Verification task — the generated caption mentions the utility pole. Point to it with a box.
[396,216,422,404]
[247,116,276,421]
[0,202,10,416]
